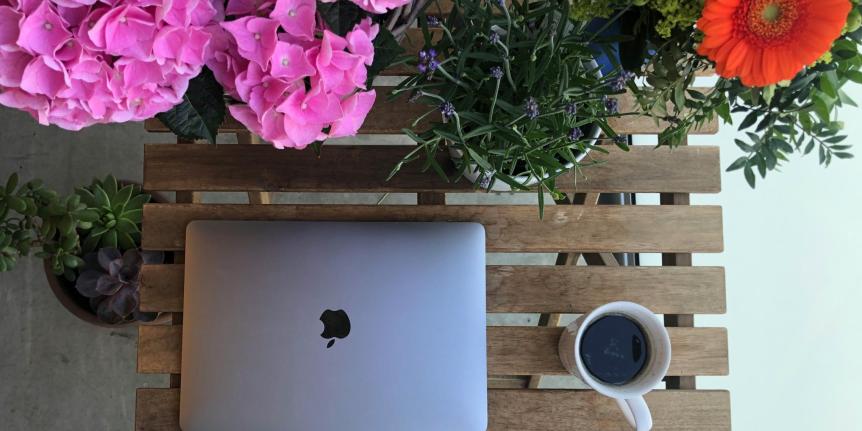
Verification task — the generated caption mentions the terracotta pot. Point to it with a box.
[42,182,171,327]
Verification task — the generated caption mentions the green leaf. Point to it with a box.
[804,139,816,155]
[6,173,18,195]
[366,27,405,87]
[317,0,364,35]
[125,194,151,212]
[744,165,756,188]
[156,68,226,144]
[113,185,134,212]
[93,186,110,208]
[101,230,118,249]
[102,175,118,199]
[115,219,139,234]
[726,157,748,172]
[738,112,758,130]
[72,209,100,223]
[734,139,754,152]
[846,70,862,84]
[466,148,493,171]
[118,232,137,250]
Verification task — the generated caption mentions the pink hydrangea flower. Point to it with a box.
[208,11,379,149]
[271,0,314,41]
[222,16,280,68]
[324,0,410,14]
[0,0,217,130]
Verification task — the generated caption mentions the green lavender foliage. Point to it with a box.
[392,0,628,209]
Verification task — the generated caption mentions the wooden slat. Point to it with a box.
[141,264,726,314]
[142,204,723,252]
[143,88,718,136]
[143,145,721,194]
[136,388,730,431]
[137,325,728,377]
[488,265,726,314]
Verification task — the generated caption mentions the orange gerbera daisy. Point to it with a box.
[697,0,852,87]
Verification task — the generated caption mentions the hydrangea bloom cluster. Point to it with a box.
[208,0,383,149]
[0,0,219,130]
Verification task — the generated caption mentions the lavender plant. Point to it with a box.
[390,0,631,210]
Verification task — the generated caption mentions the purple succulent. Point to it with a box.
[75,248,164,324]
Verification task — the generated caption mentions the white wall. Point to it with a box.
[663,85,862,429]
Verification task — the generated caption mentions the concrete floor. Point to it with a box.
[0,106,587,430]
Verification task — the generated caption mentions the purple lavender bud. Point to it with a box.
[604,96,619,114]
[428,59,440,72]
[489,31,500,44]
[495,0,504,6]
[418,50,429,61]
[428,48,437,58]
[418,63,428,74]
[490,66,503,80]
[568,127,583,141]
[565,102,578,116]
[524,97,539,120]
[611,70,636,91]
[440,101,456,119]
[427,15,440,27]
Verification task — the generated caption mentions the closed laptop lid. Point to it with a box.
[180,221,487,431]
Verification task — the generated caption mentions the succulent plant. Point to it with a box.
[75,248,164,324]
[75,175,151,253]
[1,173,100,278]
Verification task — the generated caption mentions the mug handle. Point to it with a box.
[615,397,652,431]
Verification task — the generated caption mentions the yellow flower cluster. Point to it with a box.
[569,0,703,38]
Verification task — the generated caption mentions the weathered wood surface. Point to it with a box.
[141,204,724,253]
[143,145,721,194]
[141,264,726,314]
[136,388,731,431]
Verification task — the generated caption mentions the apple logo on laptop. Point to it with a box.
[320,309,351,348]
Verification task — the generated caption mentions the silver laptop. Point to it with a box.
[180,221,488,431]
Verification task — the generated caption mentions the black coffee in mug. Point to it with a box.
[579,314,649,385]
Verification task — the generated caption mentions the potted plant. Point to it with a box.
[389,0,631,201]
[0,173,166,327]
[573,0,861,186]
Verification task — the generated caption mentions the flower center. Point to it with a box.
[254,33,261,40]
[119,16,127,24]
[44,22,53,30]
[288,9,296,17]
[281,57,290,67]
[740,0,801,44]
[761,4,781,22]
[300,102,308,110]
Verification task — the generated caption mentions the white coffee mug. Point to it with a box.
[558,302,672,431]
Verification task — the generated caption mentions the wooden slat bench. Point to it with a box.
[135,27,729,431]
